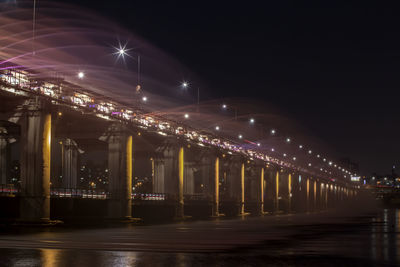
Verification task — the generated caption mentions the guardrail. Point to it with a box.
[132,192,167,201]
[50,188,107,199]
[0,184,19,195]
[0,185,214,202]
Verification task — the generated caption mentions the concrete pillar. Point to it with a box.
[240,162,245,215]
[288,173,292,212]
[0,135,7,185]
[61,138,79,189]
[275,170,280,212]
[153,158,165,193]
[212,156,219,216]
[19,103,51,222]
[263,168,275,212]
[177,146,184,218]
[183,161,195,195]
[259,167,265,214]
[107,133,132,220]
[154,144,185,219]
[313,180,317,211]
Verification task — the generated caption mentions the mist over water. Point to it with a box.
[0,193,397,266]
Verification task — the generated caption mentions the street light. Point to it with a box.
[215,126,220,131]
[78,72,84,79]
[114,44,141,92]
[184,113,189,119]
[181,81,199,111]
[270,129,276,135]
[142,96,147,102]
[286,138,291,143]
[249,118,255,124]
[238,134,243,139]
[223,104,238,120]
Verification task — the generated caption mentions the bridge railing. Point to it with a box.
[0,184,19,195]
[131,192,168,201]
[50,188,107,199]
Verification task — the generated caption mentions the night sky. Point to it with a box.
[58,1,399,175]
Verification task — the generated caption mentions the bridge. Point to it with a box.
[0,64,358,223]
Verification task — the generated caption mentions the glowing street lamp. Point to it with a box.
[78,72,84,79]
[238,134,243,139]
[222,104,227,109]
[286,138,291,143]
[182,81,188,88]
[142,96,147,102]
[257,142,261,147]
[249,118,255,124]
[118,48,126,56]
[184,113,189,119]
[215,126,220,131]
[299,145,303,149]
[270,129,276,135]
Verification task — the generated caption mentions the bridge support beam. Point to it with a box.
[313,180,317,211]
[275,170,280,212]
[240,162,245,215]
[183,161,195,195]
[0,135,8,185]
[258,167,265,215]
[19,102,51,222]
[306,178,310,212]
[212,156,220,217]
[154,144,185,219]
[61,138,80,189]
[225,159,245,216]
[287,173,292,213]
[107,131,132,220]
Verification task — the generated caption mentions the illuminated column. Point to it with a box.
[259,167,265,214]
[288,173,292,212]
[306,178,310,212]
[212,156,220,216]
[20,102,51,222]
[240,162,245,215]
[107,133,133,220]
[61,138,80,189]
[313,180,317,210]
[178,147,184,218]
[275,171,280,212]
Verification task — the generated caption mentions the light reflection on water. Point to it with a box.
[2,208,400,266]
[370,208,400,264]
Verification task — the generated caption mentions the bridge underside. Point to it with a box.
[0,90,358,222]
